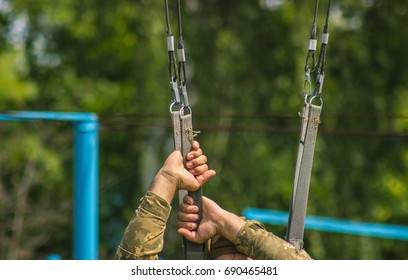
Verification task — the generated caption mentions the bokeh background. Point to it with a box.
[0,0,408,259]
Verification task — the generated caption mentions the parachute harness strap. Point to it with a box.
[165,0,204,260]
[286,0,332,250]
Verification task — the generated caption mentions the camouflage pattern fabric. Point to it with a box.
[114,191,171,260]
[205,218,261,259]
[235,220,312,260]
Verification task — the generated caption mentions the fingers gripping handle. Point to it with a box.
[188,188,203,225]
[181,113,204,259]
[184,188,204,259]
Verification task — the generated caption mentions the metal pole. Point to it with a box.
[74,120,99,260]
[0,111,100,259]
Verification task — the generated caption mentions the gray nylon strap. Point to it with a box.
[181,113,194,167]
[291,102,310,206]
[185,250,204,260]
[171,110,182,150]
[171,111,188,203]
[287,103,321,250]
[180,113,204,259]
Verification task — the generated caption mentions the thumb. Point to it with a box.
[195,170,216,186]
[178,168,200,191]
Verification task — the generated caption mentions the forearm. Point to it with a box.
[114,191,171,260]
[234,221,312,260]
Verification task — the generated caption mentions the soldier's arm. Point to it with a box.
[235,221,312,260]
[178,196,312,260]
[114,191,170,260]
[115,142,216,260]
[114,156,182,260]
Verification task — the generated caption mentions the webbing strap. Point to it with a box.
[286,103,321,249]
[180,113,204,259]
[171,111,187,203]
[166,0,204,260]
[171,110,182,150]
[291,101,310,201]
[171,110,188,203]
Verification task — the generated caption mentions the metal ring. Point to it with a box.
[169,102,181,113]
[180,106,192,117]
[309,95,323,107]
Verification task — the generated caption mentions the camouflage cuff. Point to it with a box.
[139,191,172,221]
[113,191,171,260]
[234,220,265,257]
[235,220,312,260]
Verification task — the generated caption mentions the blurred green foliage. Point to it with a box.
[0,0,408,259]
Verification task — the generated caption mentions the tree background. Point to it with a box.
[0,0,407,260]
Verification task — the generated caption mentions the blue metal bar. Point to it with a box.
[0,111,97,122]
[74,120,99,260]
[0,111,99,259]
[243,208,408,241]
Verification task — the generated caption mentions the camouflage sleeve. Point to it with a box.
[114,191,171,260]
[235,221,312,260]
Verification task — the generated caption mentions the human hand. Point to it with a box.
[160,141,216,192]
[177,195,224,244]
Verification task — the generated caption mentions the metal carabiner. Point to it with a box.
[179,82,189,108]
[308,70,325,106]
[303,69,312,99]
[170,79,181,104]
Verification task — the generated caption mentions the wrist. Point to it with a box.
[217,211,246,244]
[148,169,178,204]
[160,167,179,183]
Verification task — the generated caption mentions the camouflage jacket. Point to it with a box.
[114,191,170,260]
[235,220,312,260]
[114,191,311,260]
